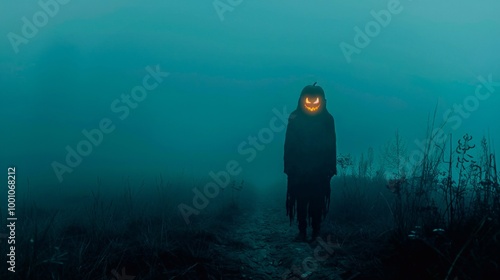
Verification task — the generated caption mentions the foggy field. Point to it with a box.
[2,0,500,279]
[5,173,394,280]
[2,133,499,279]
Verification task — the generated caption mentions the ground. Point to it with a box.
[170,198,386,280]
[7,180,498,279]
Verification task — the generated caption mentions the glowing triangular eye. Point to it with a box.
[313,98,320,104]
[305,97,311,104]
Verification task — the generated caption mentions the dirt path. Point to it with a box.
[212,200,361,280]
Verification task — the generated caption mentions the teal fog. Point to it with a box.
[1,0,499,199]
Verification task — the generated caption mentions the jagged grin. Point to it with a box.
[304,104,320,112]
[303,97,321,113]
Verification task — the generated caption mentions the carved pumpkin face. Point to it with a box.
[302,95,323,114]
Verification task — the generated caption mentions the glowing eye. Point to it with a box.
[313,98,320,104]
[305,97,311,104]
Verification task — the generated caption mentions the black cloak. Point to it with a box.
[284,84,337,225]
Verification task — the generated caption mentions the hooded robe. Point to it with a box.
[284,86,337,225]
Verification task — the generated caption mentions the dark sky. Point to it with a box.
[1,0,499,197]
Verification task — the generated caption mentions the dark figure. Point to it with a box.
[284,83,337,242]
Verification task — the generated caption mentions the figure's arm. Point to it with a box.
[327,116,337,176]
[284,117,296,175]
[332,119,337,175]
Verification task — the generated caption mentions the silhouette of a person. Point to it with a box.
[284,83,337,242]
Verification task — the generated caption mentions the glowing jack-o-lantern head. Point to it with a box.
[299,82,325,115]
[303,96,322,113]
